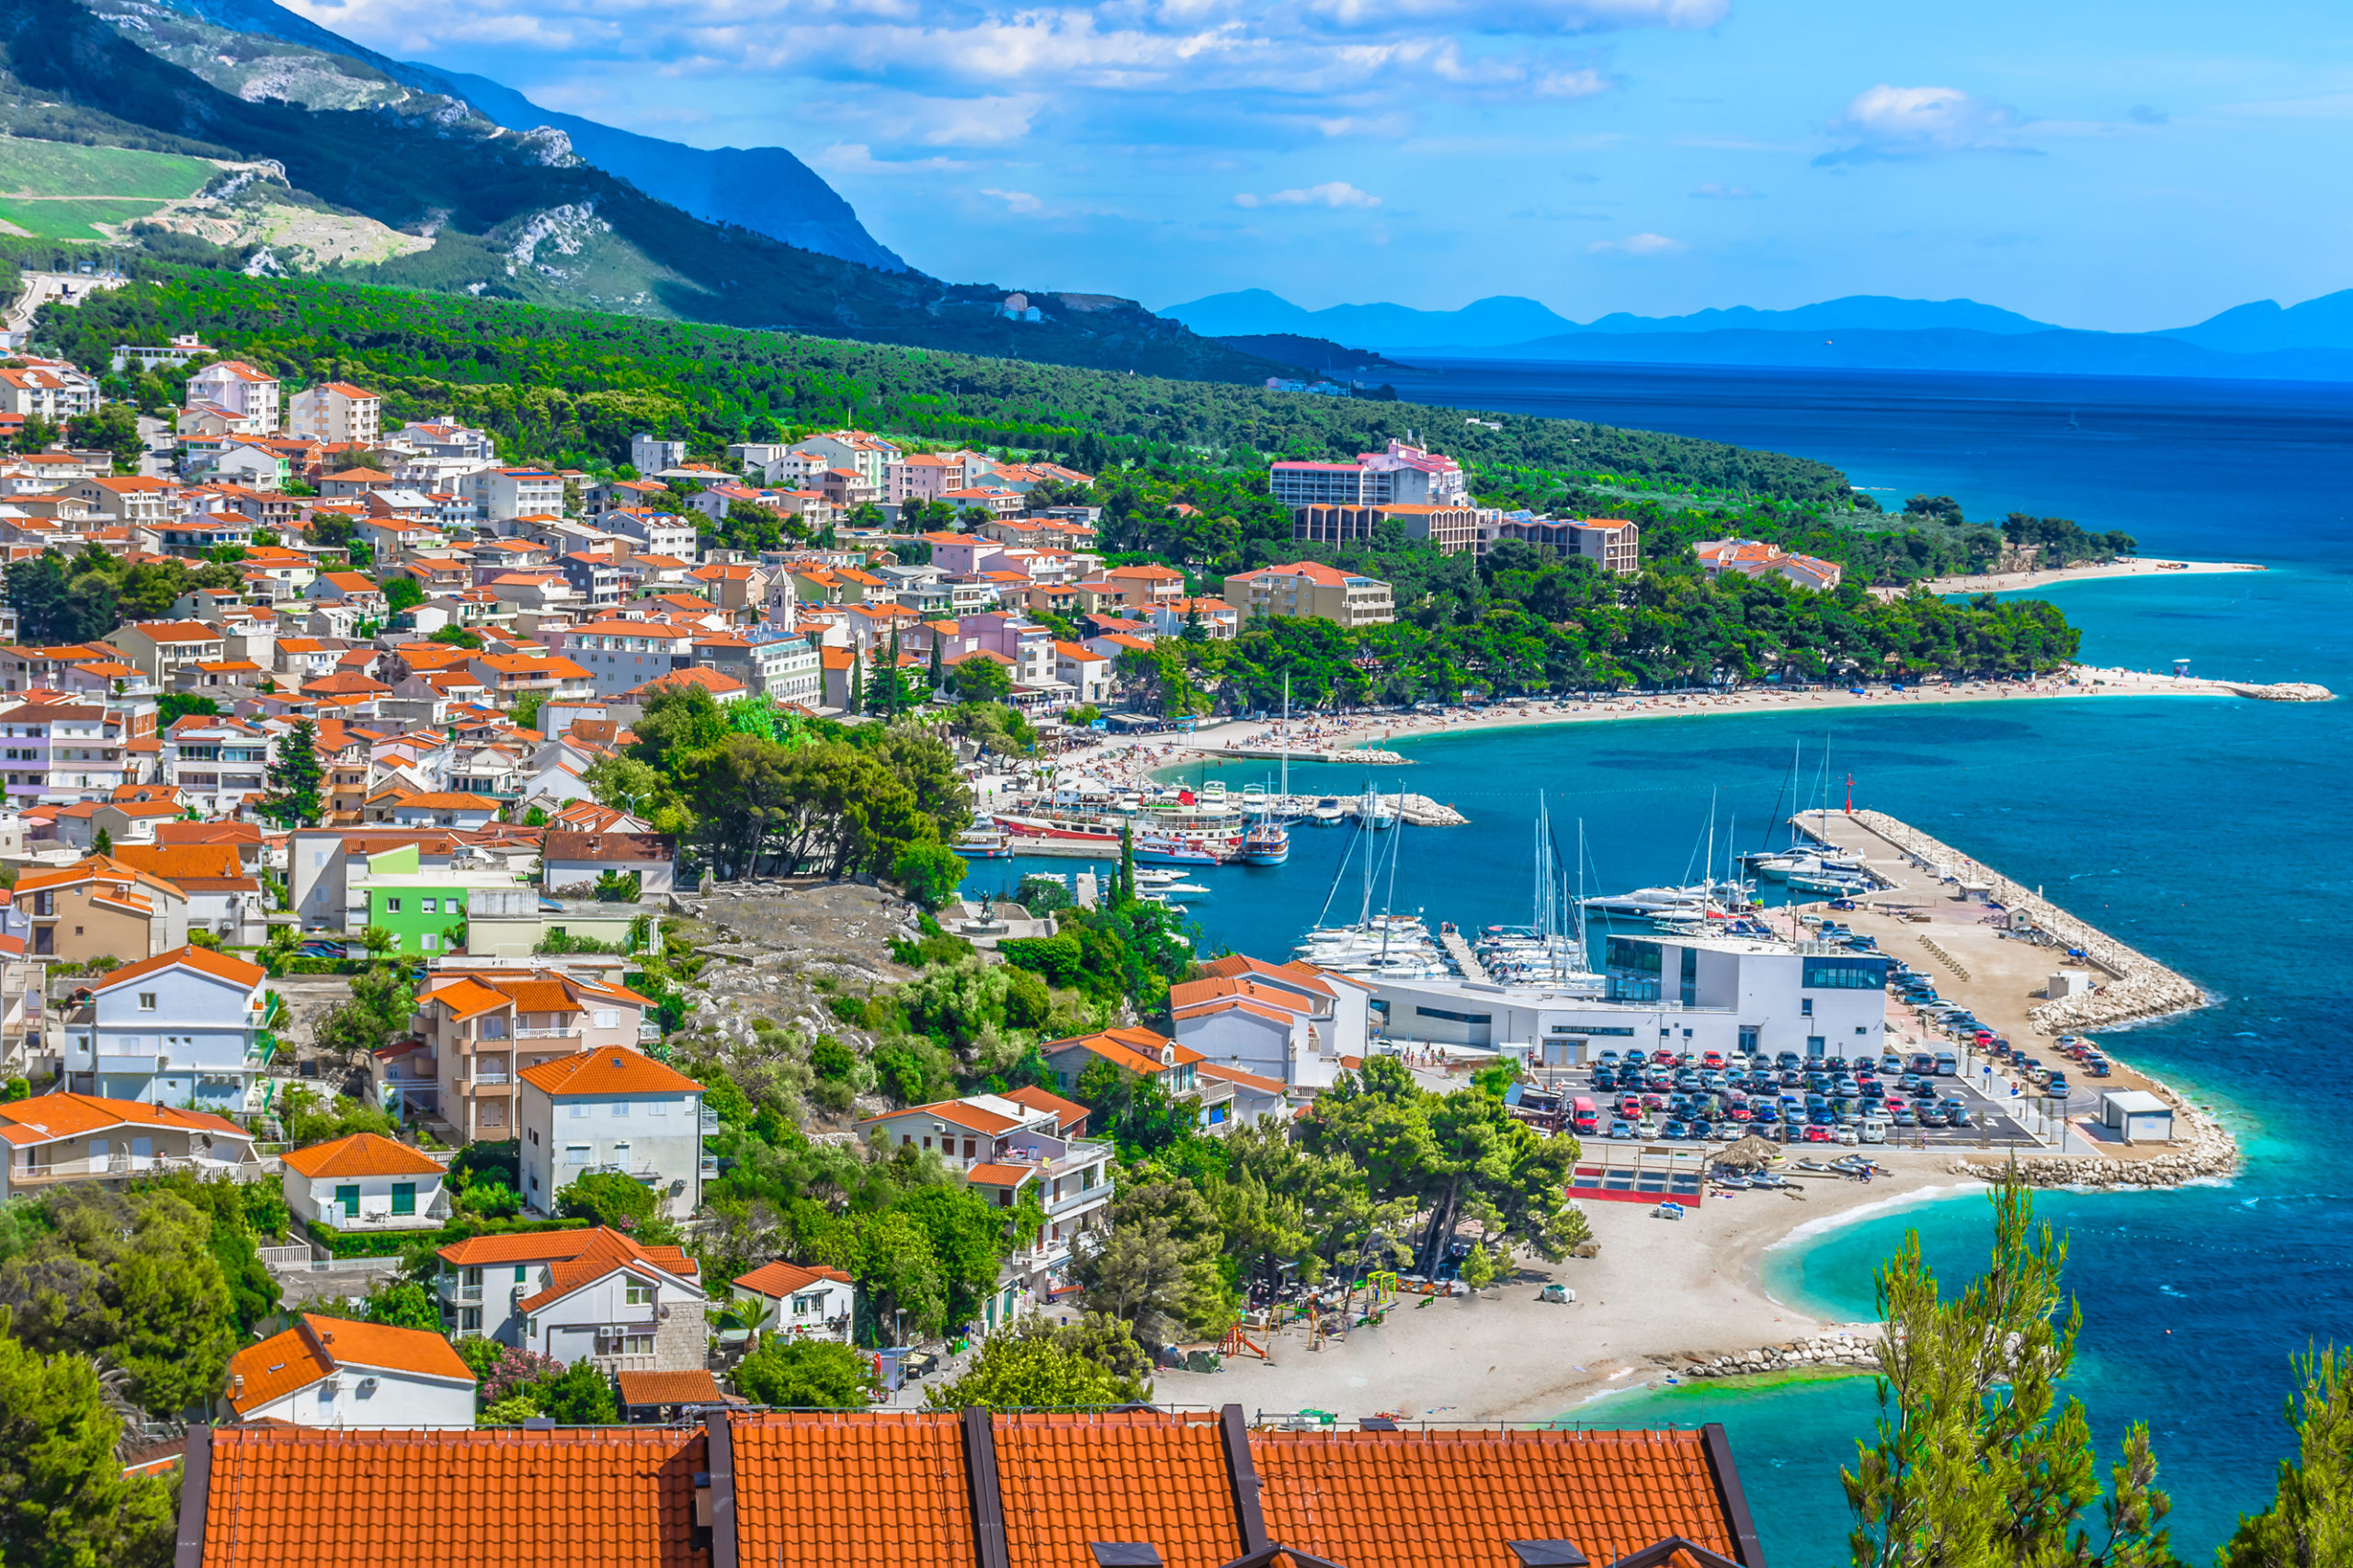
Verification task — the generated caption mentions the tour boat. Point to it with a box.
[1133,838,1218,867]
[1310,798,1347,826]
[953,829,1011,859]
[1242,823,1290,867]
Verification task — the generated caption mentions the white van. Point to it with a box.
[1859,1119,1889,1144]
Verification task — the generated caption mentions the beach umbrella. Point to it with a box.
[1717,1135,1782,1170]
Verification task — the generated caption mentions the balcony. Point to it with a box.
[516,1027,580,1040]
[438,1276,485,1303]
[1047,1183,1111,1219]
[471,1069,511,1085]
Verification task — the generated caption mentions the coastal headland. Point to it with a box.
[1881,556,2268,598]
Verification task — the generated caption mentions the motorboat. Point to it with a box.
[1133,838,1218,867]
[1310,797,1347,826]
[1582,885,1713,919]
[1133,867,1186,887]
[952,829,1011,859]
[1787,869,1874,895]
[1157,880,1212,897]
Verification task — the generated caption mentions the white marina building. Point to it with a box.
[1362,933,1891,1066]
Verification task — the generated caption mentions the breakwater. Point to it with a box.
[1836,810,2208,1034]
[1665,1328,1883,1381]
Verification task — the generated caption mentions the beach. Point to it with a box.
[1150,1159,1972,1424]
[1016,662,2290,808]
[1882,557,2268,598]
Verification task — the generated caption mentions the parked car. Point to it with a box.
[2046,1074,2071,1099]
[1802,1124,1833,1143]
[1609,1119,1635,1139]
[2083,1056,2112,1078]
[1860,1119,1889,1143]
[1942,1099,1972,1126]
[1935,1051,1959,1075]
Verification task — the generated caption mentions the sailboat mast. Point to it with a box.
[1280,673,1290,810]
[1380,788,1403,961]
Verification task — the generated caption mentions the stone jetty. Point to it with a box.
[1664,1328,1883,1381]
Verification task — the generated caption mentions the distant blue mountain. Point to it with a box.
[1160,290,2058,347]
[2160,290,2353,354]
[1162,289,2353,381]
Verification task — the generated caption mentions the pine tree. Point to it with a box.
[848,654,864,715]
[928,636,944,692]
[91,826,111,856]
[1118,820,1135,907]
[261,718,324,827]
[886,631,903,716]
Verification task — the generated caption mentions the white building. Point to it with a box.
[1361,934,1891,1067]
[186,360,281,435]
[0,1093,259,1200]
[752,635,822,708]
[517,1046,708,1217]
[1168,955,1372,1102]
[0,364,98,422]
[56,946,271,1112]
[222,1316,476,1429]
[857,1088,1112,1312]
[730,1261,858,1343]
[471,468,566,528]
[288,381,382,446]
[631,434,688,473]
[1268,440,1468,508]
[281,1131,449,1233]
[435,1227,709,1373]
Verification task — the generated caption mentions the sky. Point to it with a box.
[283,0,2353,331]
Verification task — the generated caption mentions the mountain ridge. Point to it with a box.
[137,0,905,273]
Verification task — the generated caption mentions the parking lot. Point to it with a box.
[1563,945,2105,1155]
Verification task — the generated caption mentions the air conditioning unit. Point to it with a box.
[356,1377,379,1394]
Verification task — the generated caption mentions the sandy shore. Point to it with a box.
[1150,1158,1979,1424]
[1884,557,2267,599]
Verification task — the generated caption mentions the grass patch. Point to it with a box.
[0,138,214,199]
[1668,1365,1874,1394]
[0,196,169,241]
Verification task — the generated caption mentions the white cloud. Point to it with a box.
[1816,84,2030,165]
[1234,181,1381,209]
[1586,232,1685,255]
[1688,181,1759,199]
[980,187,1046,213]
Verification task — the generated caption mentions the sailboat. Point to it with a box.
[1244,675,1291,865]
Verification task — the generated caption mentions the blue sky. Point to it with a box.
[288,0,2353,330]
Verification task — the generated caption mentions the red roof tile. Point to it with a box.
[731,1412,973,1568]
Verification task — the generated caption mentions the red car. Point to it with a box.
[1802,1125,1834,1143]
[1701,1051,1725,1070]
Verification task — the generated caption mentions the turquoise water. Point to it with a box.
[973,366,2353,1565]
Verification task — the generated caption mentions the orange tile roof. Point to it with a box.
[733,1260,855,1299]
[995,1412,1242,1567]
[964,1162,1036,1187]
[616,1369,729,1407]
[435,1229,611,1268]
[109,845,244,884]
[517,1047,702,1097]
[516,1228,700,1312]
[0,1091,249,1149]
[225,1315,473,1415]
[731,1413,972,1568]
[1198,1062,1286,1094]
[1001,1084,1090,1135]
[92,943,266,994]
[1041,1026,1200,1077]
[856,1096,1023,1135]
[192,1425,708,1567]
[1253,1426,1745,1568]
[280,1131,447,1179]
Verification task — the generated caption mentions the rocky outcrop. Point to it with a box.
[1665,1328,1882,1380]
[2221,681,2333,702]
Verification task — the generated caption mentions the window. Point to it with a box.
[571,1103,588,1119]
[138,993,156,1011]
[422,898,438,915]
[624,1278,653,1308]
[386,897,402,913]
[594,1009,618,1029]
[420,934,437,951]
[335,1185,359,1217]
[650,1099,669,1117]
[564,1143,590,1165]
[624,1332,654,1357]
[1803,956,1892,991]
[1807,1036,1826,1056]
[962,1137,976,1159]
[1801,998,1813,1017]
[391,1183,415,1216]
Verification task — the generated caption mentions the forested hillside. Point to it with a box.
[39,267,1859,502]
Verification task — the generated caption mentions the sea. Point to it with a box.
[962,361,2353,1565]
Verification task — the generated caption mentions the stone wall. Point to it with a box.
[1665,1327,1883,1381]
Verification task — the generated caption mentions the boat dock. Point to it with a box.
[1437,926,1488,983]
[1185,745,1410,766]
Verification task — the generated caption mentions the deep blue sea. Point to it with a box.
[969,363,2353,1565]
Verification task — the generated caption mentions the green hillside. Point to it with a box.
[0,136,213,199]
[0,196,166,240]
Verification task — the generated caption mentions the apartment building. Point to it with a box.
[1269,439,1467,508]
[1294,501,1483,555]
[0,363,99,421]
[186,360,280,434]
[54,946,271,1111]
[435,1226,707,1372]
[412,968,656,1142]
[1486,515,1643,574]
[470,468,565,528]
[165,713,273,816]
[287,381,382,446]
[1222,561,1396,629]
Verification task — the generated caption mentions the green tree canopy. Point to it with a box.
[733,1335,871,1408]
